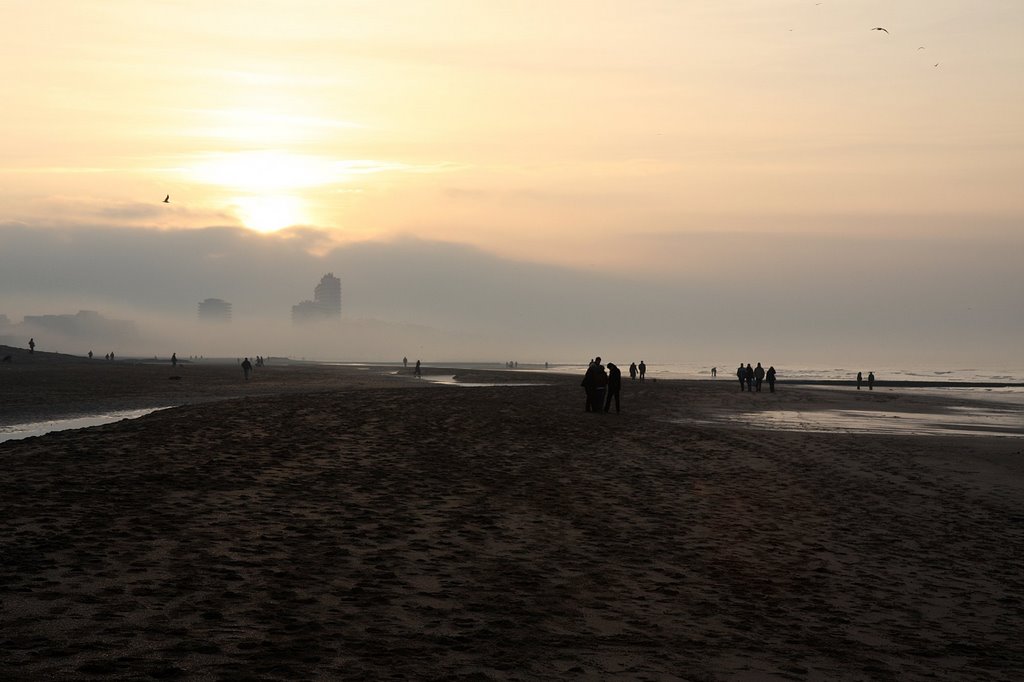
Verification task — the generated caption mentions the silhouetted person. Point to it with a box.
[594,361,608,412]
[639,361,646,382]
[711,366,717,378]
[581,356,603,412]
[857,371,863,390]
[868,371,875,390]
[754,362,765,392]
[629,362,638,380]
[403,356,408,368]
[109,351,115,361]
[171,353,177,367]
[745,364,754,391]
[241,357,253,380]
[28,338,35,354]
[604,362,622,413]
[88,350,93,359]
[414,359,421,378]
[767,366,776,392]
[737,364,745,391]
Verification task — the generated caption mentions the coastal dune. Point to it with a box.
[2,356,1023,679]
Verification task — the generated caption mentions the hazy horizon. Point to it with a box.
[2,2,1022,367]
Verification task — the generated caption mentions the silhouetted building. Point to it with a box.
[292,273,342,324]
[20,310,138,342]
[198,298,232,323]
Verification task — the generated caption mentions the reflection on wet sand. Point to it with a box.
[695,405,1024,438]
[0,408,169,443]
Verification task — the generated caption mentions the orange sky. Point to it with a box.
[3,0,1022,272]
[2,2,1024,365]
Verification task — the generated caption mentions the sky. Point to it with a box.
[1,1,1022,367]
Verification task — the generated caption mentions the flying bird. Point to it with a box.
[871,27,889,33]
[918,46,926,50]
[163,195,170,203]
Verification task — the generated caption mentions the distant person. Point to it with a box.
[171,352,177,367]
[868,371,875,390]
[545,361,549,369]
[88,350,93,359]
[766,366,777,392]
[581,356,603,413]
[109,351,115,361]
[414,359,421,378]
[638,361,646,382]
[403,356,408,368]
[745,363,754,391]
[604,362,622,413]
[629,362,638,381]
[28,338,35,354]
[737,364,746,391]
[711,366,717,378]
[241,357,253,379]
[754,362,765,392]
[857,371,863,390]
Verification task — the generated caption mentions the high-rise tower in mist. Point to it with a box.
[292,273,342,323]
[198,298,232,323]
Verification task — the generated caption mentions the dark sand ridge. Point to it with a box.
[2,352,1024,679]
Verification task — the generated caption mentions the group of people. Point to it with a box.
[737,362,777,392]
[628,361,647,382]
[581,357,624,413]
[856,371,875,390]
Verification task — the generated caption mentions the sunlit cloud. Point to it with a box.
[180,108,364,144]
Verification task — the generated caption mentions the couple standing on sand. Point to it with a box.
[581,357,622,413]
[856,371,875,390]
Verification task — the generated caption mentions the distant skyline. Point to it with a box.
[2,1,1022,365]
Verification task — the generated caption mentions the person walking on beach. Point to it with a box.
[171,353,177,368]
[754,363,765,392]
[737,364,746,391]
[581,356,603,412]
[711,366,717,378]
[868,371,875,390]
[639,361,646,382]
[403,356,408,368]
[629,362,638,381]
[414,359,421,378]
[28,338,35,354]
[745,364,754,392]
[857,371,863,390]
[766,365,777,392]
[241,357,253,380]
[604,362,622,413]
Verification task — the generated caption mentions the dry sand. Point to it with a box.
[2,349,1023,680]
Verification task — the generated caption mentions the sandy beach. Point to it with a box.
[2,349,1023,680]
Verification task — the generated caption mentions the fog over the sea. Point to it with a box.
[1,221,1020,369]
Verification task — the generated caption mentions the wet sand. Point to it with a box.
[2,350,1024,679]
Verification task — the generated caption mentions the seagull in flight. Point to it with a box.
[163,195,170,203]
[871,27,889,34]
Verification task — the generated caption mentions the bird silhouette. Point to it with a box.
[871,27,889,33]
[163,195,170,203]
[918,46,926,50]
